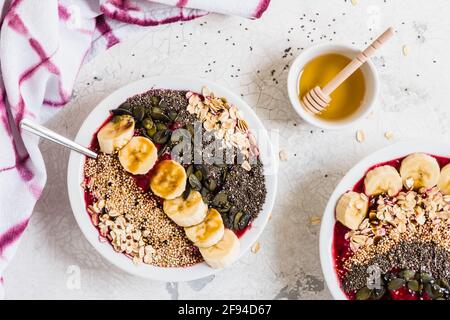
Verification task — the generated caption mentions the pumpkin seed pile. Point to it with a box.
[111,89,267,232]
[344,241,450,300]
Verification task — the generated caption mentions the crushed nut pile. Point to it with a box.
[345,187,450,269]
[186,87,259,170]
[84,153,202,267]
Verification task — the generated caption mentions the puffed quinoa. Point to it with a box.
[84,153,202,267]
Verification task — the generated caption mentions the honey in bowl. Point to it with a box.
[299,53,366,121]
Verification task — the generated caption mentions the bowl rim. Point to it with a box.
[67,76,278,281]
[319,140,450,300]
[287,43,379,130]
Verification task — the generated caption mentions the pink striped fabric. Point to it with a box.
[0,0,270,298]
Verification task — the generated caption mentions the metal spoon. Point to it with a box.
[20,118,98,159]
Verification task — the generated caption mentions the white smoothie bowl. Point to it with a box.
[319,141,450,300]
[67,76,278,281]
[287,43,379,130]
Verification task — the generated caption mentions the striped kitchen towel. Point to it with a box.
[0,0,270,298]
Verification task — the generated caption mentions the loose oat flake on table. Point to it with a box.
[333,153,450,300]
[83,87,267,269]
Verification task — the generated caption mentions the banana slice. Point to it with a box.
[150,160,186,200]
[163,190,207,227]
[199,229,240,269]
[185,208,225,248]
[400,153,440,189]
[97,115,135,154]
[438,163,450,195]
[118,136,157,175]
[336,191,369,230]
[364,165,403,197]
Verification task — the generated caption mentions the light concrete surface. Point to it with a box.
[4,0,450,299]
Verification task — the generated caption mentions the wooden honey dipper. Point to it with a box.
[301,27,394,115]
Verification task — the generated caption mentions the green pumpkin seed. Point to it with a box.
[214,162,227,168]
[169,111,178,121]
[219,203,231,213]
[233,212,243,230]
[400,269,416,281]
[200,187,210,200]
[111,108,133,116]
[156,122,168,131]
[356,287,372,300]
[388,278,406,291]
[119,101,132,110]
[150,96,161,106]
[371,287,386,300]
[407,280,420,292]
[420,272,433,283]
[213,192,228,207]
[237,212,252,230]
[153,130,171,144]
[424,283,435,299]
[204,178,217,192]
[151,107,170,122]
[431,284,443,298]
[142,117,154,130]
[195,164,209,179]
[189,174,202,190]
[132,106,145,122]
[159,99,169,109]
[186,165,194,178]
[147,126,157,137]
[194,170,203,182]
[222,170,228,182]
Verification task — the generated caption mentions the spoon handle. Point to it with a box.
[322,27,394,96]
[20,118,98,159]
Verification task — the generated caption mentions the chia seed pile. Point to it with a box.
[83,88,267,266]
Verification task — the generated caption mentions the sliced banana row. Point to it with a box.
[185,208,225,248]
[363,153,445,197]
[399,153,441,190]
[364,165,402,197]
[337,153,449,230]
[119,136,157,175]
[97,115,135,154]
[163,190,207,227]
[97,115,159,175]
[336,191,369,230]
[438,163,450,195]
[150,160,187,200]
[163,189,240,269]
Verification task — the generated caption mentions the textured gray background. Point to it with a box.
[4,0,450,299]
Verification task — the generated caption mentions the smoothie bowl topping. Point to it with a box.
[82,87,267,269]
[333,153,450,300]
